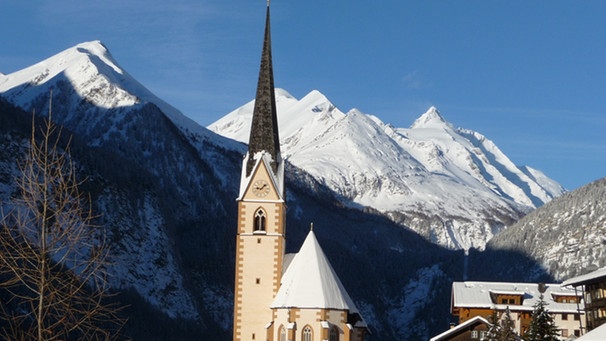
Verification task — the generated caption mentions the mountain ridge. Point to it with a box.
[488,176,606,281]
[210,90,565,250]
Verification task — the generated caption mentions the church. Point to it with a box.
[232,3,368,341]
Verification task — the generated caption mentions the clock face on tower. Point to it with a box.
[252,179,270,197]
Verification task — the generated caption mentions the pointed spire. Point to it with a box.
[246,4,281,176]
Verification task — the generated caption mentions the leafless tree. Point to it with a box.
[0,102,124,340]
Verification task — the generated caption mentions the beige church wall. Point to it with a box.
[271,308,353,341]
[238,201,285,235]
[234,175,286,341]
[234,229,285,340]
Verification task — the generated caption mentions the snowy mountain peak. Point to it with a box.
[212,92,565,250]
[275,88,295,99]
[72,40,123,74]
[410,106,452,130]
[0,40,136,109]
[0,40,227,146]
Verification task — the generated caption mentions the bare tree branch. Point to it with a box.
[0,99,126,340]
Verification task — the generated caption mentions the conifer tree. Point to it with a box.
[524,293,560,341]
[486,309,501,340]
[500,306,520,341]
[486,307,521,341]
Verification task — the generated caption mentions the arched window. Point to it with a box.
[279,325,286,341]
[302,325,313,341]
[329,326,339,341]
[254,208,266,232]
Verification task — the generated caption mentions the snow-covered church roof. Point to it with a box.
[270,229,361,313]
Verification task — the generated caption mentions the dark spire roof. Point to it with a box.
[246,4,280,176]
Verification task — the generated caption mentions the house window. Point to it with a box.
[509,298,515,304]
[329,326,339,341]
[254,209,266,232]
[561,329,569,337]
[471,330,479,339]
[562,313,568,320]
[302,326,312,341]
[574,314,580,321]
[501,298,508,304]
[279,326,286,341]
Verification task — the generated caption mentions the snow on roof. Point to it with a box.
[238,151,284,200]
[576,323,606,340]
[452,281,583,313]
[488,289,525,296]
[429,316,491,341]
[270,230,362,315]
[562,267,606,287]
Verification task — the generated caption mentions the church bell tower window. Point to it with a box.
[254,209,266,232]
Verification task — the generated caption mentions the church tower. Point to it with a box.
[233,3,285,341]
[233,3,367,341]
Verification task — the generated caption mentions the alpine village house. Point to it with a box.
[231,3,368,341]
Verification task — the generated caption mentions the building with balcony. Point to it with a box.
[562,267,606,333]
[448,281,584,339]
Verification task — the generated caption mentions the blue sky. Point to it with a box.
[1,1,604,190]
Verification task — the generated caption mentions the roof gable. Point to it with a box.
[270,230,360,313]
[562,267,606,287]
[430,316,490,341]
[576,322,606,340]
[239,151,284,200]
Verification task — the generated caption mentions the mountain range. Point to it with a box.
[0,40,600,340]
[209,89,564,250]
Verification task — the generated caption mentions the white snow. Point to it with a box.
[0,40,241,153]
[562,266,606,287]
[270,229,362,316]
[576,323,606,340]
[452,281,582,313]
[209,90,566,250]
[430,316,490,341]
[238,151,285,200]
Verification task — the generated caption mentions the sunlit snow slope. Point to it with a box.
[0,40,241,321]
[0,40,239,151]
[209,90,565,250]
